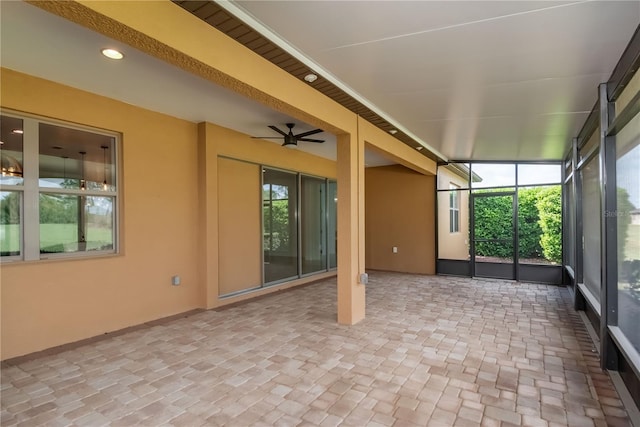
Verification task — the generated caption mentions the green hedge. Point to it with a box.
[474,186,562,263]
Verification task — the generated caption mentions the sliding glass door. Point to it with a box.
[263,169,298,283]
[301,176,327,275]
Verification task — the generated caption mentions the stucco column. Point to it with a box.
[197,122,219,309]
[336,131,366,325]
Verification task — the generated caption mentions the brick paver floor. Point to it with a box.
[1,272,633,426]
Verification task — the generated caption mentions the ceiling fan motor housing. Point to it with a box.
[284,134,297,146]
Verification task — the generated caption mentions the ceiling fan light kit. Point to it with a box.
[252,122,325,147]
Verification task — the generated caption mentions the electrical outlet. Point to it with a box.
[172,275,181,286]
[392,246,398,253]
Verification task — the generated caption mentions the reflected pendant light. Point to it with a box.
[62,156,68,181]
[79,151,86,190]
[101,145,108,190]
[0,153,23,177]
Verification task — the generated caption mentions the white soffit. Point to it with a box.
[233,0,640,160]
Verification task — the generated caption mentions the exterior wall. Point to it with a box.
[1,69,201,360]
[0,69,337,360]
[365,165,436,274]
[1,1,441,357]
[437,167,470,260]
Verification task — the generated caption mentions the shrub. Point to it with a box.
[536,186,562,263]
[472,186,562,263]
[518,188,543,259]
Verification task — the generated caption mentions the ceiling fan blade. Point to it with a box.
[251,136,284,139]
[268,125,288,136]
[295,128,323,138]
[298,138,325,143]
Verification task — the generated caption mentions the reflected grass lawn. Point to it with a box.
[1,224,112,253]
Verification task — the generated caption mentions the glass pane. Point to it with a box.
[437,163,470,190]
[471,163,515,189]
[518,186,562,265]
[581,156,601,302]
[616,111,640,352]
[327,180,337,269]
[301,176,327,274]
[517,164,562,186]
[1,191,20,256]
[473,194,513,263]
[263,169,298,283]
[564,178,575,270]
[1,115,24,186]
[39,194,114,254]
[438,190,470,260]
[39,123,115,191]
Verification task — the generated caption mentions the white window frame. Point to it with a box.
[1,110,120,262]
[449,183,460,233]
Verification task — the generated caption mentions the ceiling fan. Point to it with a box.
[252,123,324,148]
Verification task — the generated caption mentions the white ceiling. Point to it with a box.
[232,0,639,160]
[1,1,639,164]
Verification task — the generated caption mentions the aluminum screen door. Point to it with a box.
[471,192,516,280]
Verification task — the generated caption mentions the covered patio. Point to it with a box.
[1,272,633,426]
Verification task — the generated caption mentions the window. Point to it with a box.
[616,110,640,352]
[449,183,460,233]
[581,152,601,303]
[0,112,118,261]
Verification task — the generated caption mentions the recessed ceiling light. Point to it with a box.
[389,129,398,135]
[11,129,23,134]
[304,73,318,83]
[416,146,424,151]
[101,48,124,60]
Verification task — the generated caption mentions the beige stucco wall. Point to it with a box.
[1,0,443,357]
[1,69,201,359]
[0,69,339,360]
[437,167,470,260]
[365,165,436,274]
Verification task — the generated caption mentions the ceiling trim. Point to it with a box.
[172,0,447,162]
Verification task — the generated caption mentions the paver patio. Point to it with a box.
[0,272,633,426]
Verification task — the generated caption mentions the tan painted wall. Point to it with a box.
[1,0,447,355]
[0,69,340,359]
[437,167,470,260]
[1,69,201,360]
[365,165,436,274]
[218,158,262,295]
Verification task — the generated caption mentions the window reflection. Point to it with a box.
[1,191,20,256]
[263,169,298,283]
[0,115,24,185]
[616,112,640,353]
[39,123,115,191]
[327,180,337,269]
[301,176,327,275]
[39,194,113,254]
